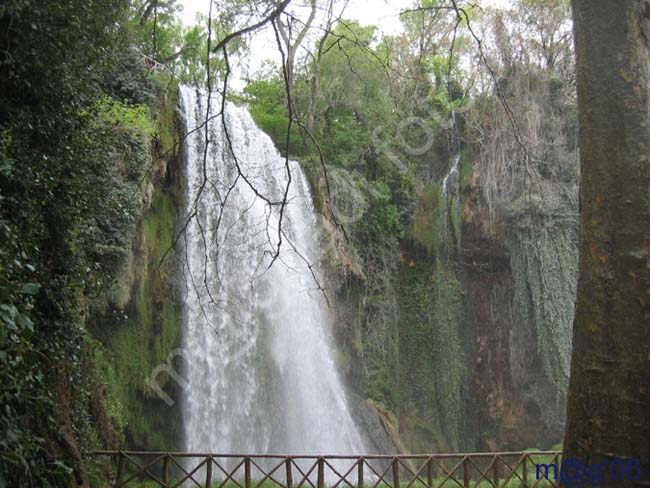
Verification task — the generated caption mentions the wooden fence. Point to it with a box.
[92,450,562,488]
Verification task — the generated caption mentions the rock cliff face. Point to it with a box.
[327,142,577,454]
[458,165,577,450]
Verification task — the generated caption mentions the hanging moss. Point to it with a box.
[450,196,461,251]
[397,260,465,451]
[459,150,474,190]
[506,217,578,400]
[95,189,183,450]
[359,242,402,411]
[430,265,466,449]
[397,260,437,415]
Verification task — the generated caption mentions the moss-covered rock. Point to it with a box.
[89,86,185,451]
[397,259,466,451]
[506,211,578,435]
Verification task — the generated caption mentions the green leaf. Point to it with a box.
[20,283,40,295]
[16,314,34,332]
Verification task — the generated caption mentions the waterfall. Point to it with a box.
[440,152,462,253]
[178,85,366,457]
[441,152,461,200]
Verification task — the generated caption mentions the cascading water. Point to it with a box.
[441,152,461,200]
[179,85,366,458]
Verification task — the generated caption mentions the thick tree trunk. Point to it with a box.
[563,1,650,485]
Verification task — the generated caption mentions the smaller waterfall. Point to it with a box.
[439,152,462,253]
[442,152,461,200]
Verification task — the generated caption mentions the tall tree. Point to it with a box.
[563,0,650,484]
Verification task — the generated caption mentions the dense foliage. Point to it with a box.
[0,0,205,484]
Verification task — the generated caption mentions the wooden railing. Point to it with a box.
[92,450,562,488]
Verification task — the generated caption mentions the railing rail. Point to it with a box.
[92,450,562,488]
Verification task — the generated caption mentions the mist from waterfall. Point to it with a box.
[178,85,366,456]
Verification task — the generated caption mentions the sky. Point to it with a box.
[178,0,512,87]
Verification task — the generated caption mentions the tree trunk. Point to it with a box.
[562,1,650,485]
[276,0,317,94]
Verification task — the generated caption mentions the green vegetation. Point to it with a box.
[93,188,183,451]
[0,0,194,484]
[397,261,466,452]
[412,183,442,255]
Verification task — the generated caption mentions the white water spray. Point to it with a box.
[179,86,366,457]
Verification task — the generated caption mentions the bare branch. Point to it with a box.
[211,0,292,54]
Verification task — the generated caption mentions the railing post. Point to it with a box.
[116,452,125,487]
[358,458,364,488]
[245,457,251,488]
[427,457,434,488]
[463,457,470,488]
[522,454,528,488]
[161,455,169,487]
[393,458,400,488]
[286,457,293,488]
[206,456,212,488]
[318,457,325,488]
[493,456,499,488]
